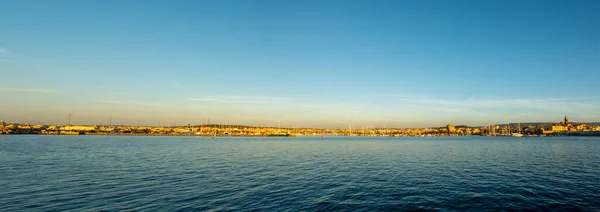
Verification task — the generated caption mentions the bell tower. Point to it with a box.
[564,115,569,125]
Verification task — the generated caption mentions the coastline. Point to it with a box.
[0,133,298,137]
[3,133,600,137]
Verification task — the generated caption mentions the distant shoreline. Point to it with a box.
[3,133,600,137]
[0,133,299,137]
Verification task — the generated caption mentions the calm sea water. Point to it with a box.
[1,135,599,211]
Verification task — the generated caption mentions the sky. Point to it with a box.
[1,0,599,128]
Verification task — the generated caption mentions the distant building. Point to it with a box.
[552,115,574,132]
[446,124,456,135]
[576,124,587,131]
[552,125,568,132]
[60,125,96,131]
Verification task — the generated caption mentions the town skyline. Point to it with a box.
[0,109,598,129]
[1,1,599,128]
[3,114,599,137]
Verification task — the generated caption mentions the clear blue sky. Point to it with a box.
[1,0,599,128]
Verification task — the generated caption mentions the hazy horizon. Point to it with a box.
[1,0,599,128]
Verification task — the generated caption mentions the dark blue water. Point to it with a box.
[1,135,599,211]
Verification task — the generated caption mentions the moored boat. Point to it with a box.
[267,133,294,137]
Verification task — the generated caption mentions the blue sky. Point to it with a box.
[1,0,599,128]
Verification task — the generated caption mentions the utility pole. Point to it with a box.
[68,112,74,125]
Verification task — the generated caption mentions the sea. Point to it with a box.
[1,135,599,211]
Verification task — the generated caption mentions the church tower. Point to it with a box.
[564,115,569,125]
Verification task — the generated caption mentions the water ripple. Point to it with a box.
[1,136,599,211]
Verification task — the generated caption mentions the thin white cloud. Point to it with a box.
[186,98,220,101]
[186,96,294,105]
[382,94,600,111]
[184,95,377,120]
[0,87,57,93]
[185,96,376,114]
[435,108,468,113]
[97,100,174,107]
[0,48,8,54]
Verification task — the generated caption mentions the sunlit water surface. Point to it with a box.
[1,135,599,211]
